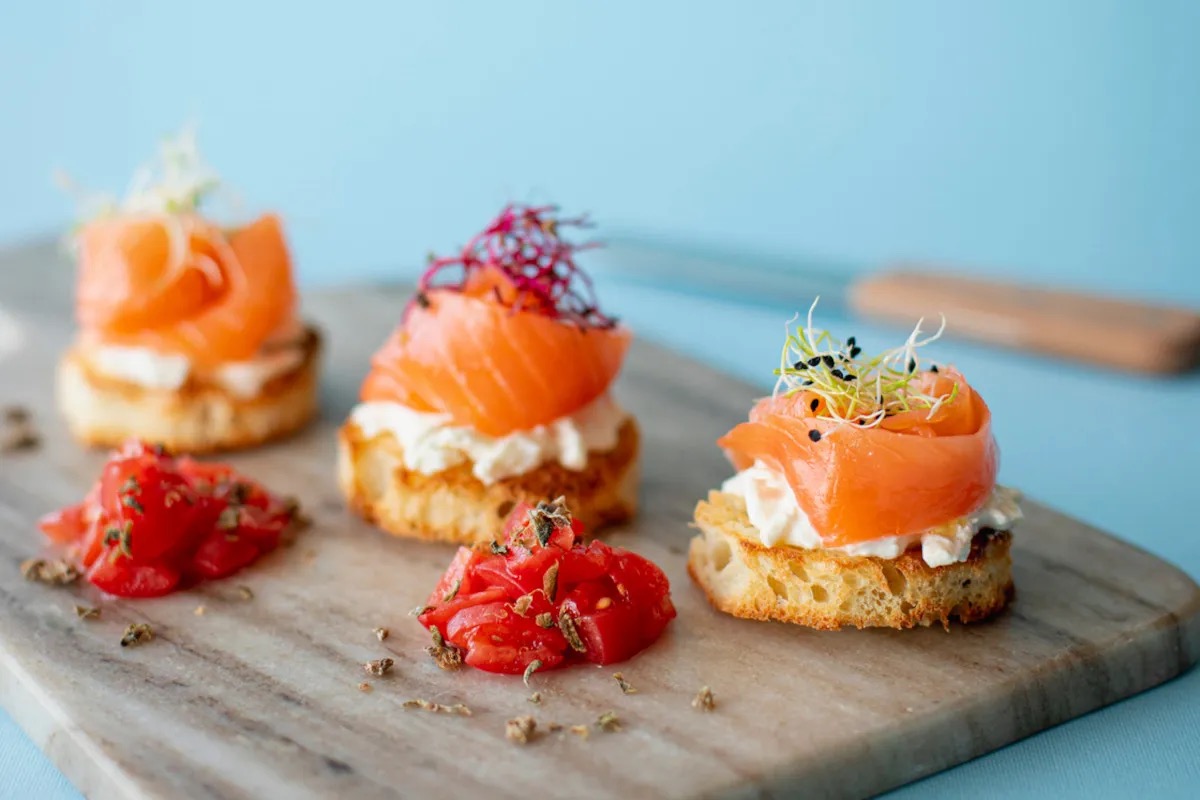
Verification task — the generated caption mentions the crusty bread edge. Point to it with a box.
[56,327,322,454]
[337,416,640,545]
[688,490,1013,630]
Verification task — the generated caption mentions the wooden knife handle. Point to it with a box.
[848,269,1200,374]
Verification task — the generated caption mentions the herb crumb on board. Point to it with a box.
[373,627,389,641]
[363,658,394,677]
[73,605,100,620]
[120,623,154,648]
[613,672,637,694]
[403,699,472,716]
[0,406,39,452]
[21,558,80,586]
[596,711,621,732]
[505,716,537,744]
[693,685,716,711]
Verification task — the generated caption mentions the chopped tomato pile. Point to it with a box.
[417,500,676,674]
[37,440,301,598]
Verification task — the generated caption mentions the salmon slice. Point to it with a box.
[719,368,997,546]
[360,287,631,437]
[76,213,296,366]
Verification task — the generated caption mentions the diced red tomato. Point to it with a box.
[418,587,508,633]
[86,548,181,598]
[38,504,88,544]
[424,547,486,607]
[416,499,674,675]
[33,439,302,599]
[189,530,261,580]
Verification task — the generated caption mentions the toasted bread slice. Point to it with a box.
[338,417,639,545]
[689,490,1013,630]
[57,327,321,454]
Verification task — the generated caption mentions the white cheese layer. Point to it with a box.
[349,393,627,485]
[721,461,1022,567]
[81,320,306,399]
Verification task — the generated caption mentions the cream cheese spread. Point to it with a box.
[721,461,1022,567]
[349,393,627,485]
[82,320,306,399]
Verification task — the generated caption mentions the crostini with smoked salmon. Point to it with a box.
[338,204,638,545]
[689,304,1022,630]
[56,130,320,452]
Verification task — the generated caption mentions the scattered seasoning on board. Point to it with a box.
[403,699,472,716]
[506,716,537,744]
[693,686,716,711]
[373,627,389,642]
[235,586,254,601]
[596,711,621,732]
[363,658,394,677]
[193,605,206,617]
[21,558,80,586]
[528,692,542,704]
[523,658,543,687]
[547,722,563,733]
[427,627,463,671]
[0,407,39,452]
[120,623,154,648]
[613,673,637,695]
[357,682,372,693]
[73,605,100,620]
[569,725,589,739]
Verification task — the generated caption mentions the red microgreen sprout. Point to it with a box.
[414,204,616,328]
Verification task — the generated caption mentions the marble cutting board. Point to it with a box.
[0,243,1198,800]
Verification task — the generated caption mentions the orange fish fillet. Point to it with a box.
[719,368,998,546]
[360,286,631,437]
[76,213,295,366]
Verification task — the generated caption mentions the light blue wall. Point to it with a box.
[2,1,1198,301]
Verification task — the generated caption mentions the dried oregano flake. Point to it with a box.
[506,715,537,744]
[403,699,472,716]
[363,658,394,677]
[693,685,716,711]
[21,558,80,586]
[120,623,153,648]
[558,611,586,653]
[613,673,637,695]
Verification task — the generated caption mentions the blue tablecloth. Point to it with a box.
[3,283,1197,799]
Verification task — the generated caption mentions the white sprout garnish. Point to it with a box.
[773,298,958,429]
[55,126,235,291]
[55,125,231,223]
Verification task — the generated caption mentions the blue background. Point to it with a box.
[2,2,1199,798]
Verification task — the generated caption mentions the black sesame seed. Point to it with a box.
[830,369,844,380]
[415,291,431,309]
[807,356,822,367]
[809,398,819,412]
[844,373,857,381]
[801,379,813,386]
[930,364,939,373]
[822,355,835,368]
[808,429,822,442]
[850,346,862,357]
[907,358,916,373]
[846,336,856,347]
[792,360,805,370]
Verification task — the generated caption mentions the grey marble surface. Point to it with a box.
[0,247,1198,799]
